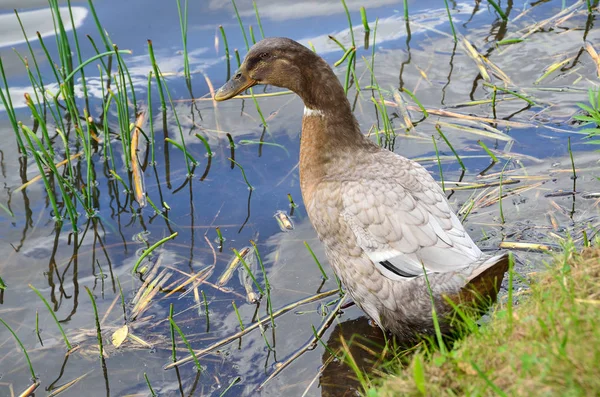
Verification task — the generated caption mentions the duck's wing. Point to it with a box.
[340,155,483,280]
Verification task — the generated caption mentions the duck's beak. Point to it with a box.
[214,67,257,101]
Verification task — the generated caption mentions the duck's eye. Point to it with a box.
[259,52,270,59]
[234,72,242,80]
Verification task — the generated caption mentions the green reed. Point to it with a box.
[304,241,328,280]
[0,317,36,380]
[487,0,508,20]
[250,240,274,326]
[144,373,157,397]
[215,227,224,250]
[29,285,72,350]
[169,317,202,371]
[84,286,104,359]
[228,158,254,190]
[169,304,177,362]
[133,232,179,273]
[219,25,231,79]
[233,247,264,295]
[507,252,515,333]
[166,138,198,164]
[249,25,257,45]
[194,134,213,157]
[477,140,499,163]
[432,136,445,193]
[220,377,242,396]
[499,159,510,224]
[176,0,191,80]
[253,1,265,39]
[0,275,6,290]
[231,0,249,50]
[202,290,210,332]
[402,87,428,118]
[340,0,355,47]
[443,0,457,42]
[147,42,191,175]
[436,125,465,170]
[232,301,245,330]
[403,0,409,20]
[0,57,25,152]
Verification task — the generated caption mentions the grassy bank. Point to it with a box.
[368,242,600,396]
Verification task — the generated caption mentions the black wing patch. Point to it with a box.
[379,260,418,278]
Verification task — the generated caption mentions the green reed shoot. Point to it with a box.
[0,275,6,290]
[219,26,231,80]
[287,193,297,208]
[234,49,241,67]
[194,134,213,157]
[148,40,166,109]
[360,7,370,32]
[499,159,510,224]
[250,240,274,327]
[220,377,242,396]
[232,301,245,330]
[169,317,202,371]
[507,252,515,333]
[443,0,457,42]
[148,73,156,163]
[436,125,465,170]
[0,57,25,152]
[568,137,577,182]
[403,0,409,20]
[149,63,191,175]
[477,140,499,163]
[482,82,535,105]
[202,290,210,332]
[328,35,347,51]
[487,0,508,20]
[420,263,447,355]
[233,248,264,295]
[228,158,254,190]
[84,286,104,359]
[215,227,224,250]
[311,324,338,358]
[402,87,429,118]
[253,1,265,39]
[249,25,257,45]
[491,84,498,118]
[334,47,355,67]
[87,0,113,51]
[144,373,157,397]
[343,49,356,94]
[30,285,72,350]
[165,138,198,164]
[432,136,445,193]
[250,89,269,130]
[133,232,179,273]
[340,0,355,47]
[169,304,177,361]
[176,0,191,80]
[231,0,249,51]
[0,317,36,380]
[304,241,328,280]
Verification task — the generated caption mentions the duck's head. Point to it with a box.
[214,37,319,101]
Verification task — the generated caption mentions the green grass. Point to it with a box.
[366,241,600,396]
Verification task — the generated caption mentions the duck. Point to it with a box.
[214,37,509,339]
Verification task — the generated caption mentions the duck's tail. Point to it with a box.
[457,252,510,307]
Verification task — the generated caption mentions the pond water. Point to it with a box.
[1,0,599,396]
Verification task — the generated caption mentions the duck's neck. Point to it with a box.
[297,59,367,200]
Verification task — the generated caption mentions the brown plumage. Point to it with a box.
[215,37,509,339]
